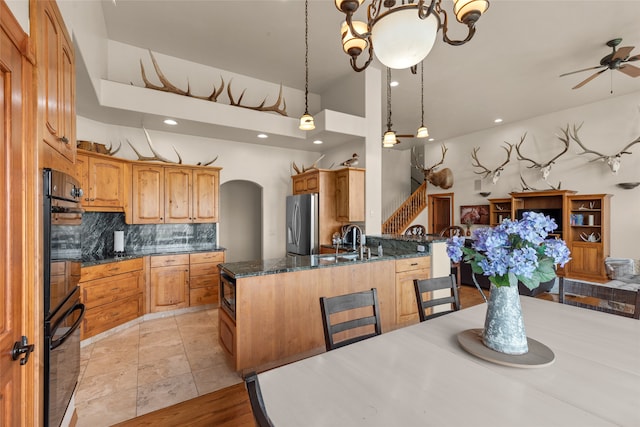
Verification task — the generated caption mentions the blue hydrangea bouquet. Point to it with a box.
[447,211,571,290]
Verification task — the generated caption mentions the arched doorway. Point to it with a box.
[219,180,263,262]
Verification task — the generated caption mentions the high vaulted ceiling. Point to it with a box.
[80,0,640,150]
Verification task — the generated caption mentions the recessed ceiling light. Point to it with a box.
[313,140,323,145]
[257,133,268,139]
[163,119,178,125]
[390,80,399,87]
[428,137,435,142]
[494,118,503,124]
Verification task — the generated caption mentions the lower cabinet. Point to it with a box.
[149,254,190,312]
[218,306,236,361]
[395,256,431,326]
[189,251,224,306]
[79,258,145,340]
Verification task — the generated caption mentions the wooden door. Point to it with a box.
[150,266,189,311]
[132,165,164,223]
[1,4,31,424]
[428,193,454,234]
[165,167,192,223]
[395,269,429,325]
[192,169,219,223]
[89,156,124,207]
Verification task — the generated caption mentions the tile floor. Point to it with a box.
[75,308,242,427]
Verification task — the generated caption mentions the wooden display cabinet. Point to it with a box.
[488,198,513,226]
[335,168,365,222]
[566,194,611,283]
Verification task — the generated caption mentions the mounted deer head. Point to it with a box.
[515,129,570,180]
[471,143,513,184]
[569,123,640,174]
[411,145,454,190]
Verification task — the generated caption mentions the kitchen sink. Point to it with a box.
[311,253,360,264]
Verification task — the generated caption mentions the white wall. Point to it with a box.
[220,180,262,262]
[6,0,29,32]
[412,90,640,258]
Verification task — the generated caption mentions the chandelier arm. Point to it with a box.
[350,43,375,72]
[345,11,371,39]
[417,0,438,20]
[439,8,477,46]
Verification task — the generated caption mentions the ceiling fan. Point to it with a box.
[560,38,640,89]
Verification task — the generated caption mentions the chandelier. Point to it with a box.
[335,0,489,71]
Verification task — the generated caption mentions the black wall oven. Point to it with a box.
[44,169,85,427]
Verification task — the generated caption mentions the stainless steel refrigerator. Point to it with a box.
[286,193,319,256]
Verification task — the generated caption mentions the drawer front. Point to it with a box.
[190,285,219,306]
[190,274,219,289]
[396,256,431,273]
[190,263,218,277]
[81,271,144,309]
[150,254,190,268]
[81,294,143,340]
[51,260,66,276]
[80,257,144,282]
[190,251,224,264]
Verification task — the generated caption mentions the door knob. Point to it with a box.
[11,336,35,366]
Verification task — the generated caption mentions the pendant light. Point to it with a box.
[416,61,429,138]
[382,67,397,148]
[299,0,315,131]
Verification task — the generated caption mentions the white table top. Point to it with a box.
[258,298,640,427]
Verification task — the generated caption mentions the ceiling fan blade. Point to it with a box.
[559,65,605,77]
[618,63,640,78]
[612,46,635,61]
[395,134,415,138]
[572,68,607,89]
[625,54,640,62]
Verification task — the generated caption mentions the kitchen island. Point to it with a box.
[218,236,449,374]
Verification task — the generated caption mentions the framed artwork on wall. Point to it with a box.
[460,205,490,225]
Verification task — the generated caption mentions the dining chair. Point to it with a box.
[245,372,275,427]
[320,288,382,351]
[404,224,426,236]
[559,277,640,319]
[413,274,461,322]
[439,226,465,288]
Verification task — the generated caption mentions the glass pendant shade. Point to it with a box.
[416,126,429,138]
[299,113,315,131]
[382,130,397,147]
[341,21,369,55]
[370,9,438,69]
[453,0,489,23]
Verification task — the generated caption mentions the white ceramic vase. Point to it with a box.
[482,279,529,355]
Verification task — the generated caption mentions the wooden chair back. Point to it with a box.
[320,288,382,351]
[559,278,640,319]
[245,372,275,427]
[413,274,461,322]
[439,225,465,238]
[404,224,426,236]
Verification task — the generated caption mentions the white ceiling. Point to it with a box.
[78,0,640,151]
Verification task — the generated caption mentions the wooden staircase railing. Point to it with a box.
[382,181,427,235]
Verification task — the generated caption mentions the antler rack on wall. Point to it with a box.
[137,50,288,116]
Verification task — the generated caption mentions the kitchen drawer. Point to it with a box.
[190,285,218,306]
[81,271,144,309]
[190,251,224,264]
[80,257,144,281]
[395,256,431,273]
[51,260,66,276]
[81,294,143,340]
[150,254,189,268]
[190,263,218,277]
[190,274,219,289]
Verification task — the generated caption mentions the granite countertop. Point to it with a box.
[82,246,226,267]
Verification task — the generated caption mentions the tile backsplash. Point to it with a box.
[81,212,217,261]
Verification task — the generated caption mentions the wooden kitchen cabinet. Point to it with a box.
[131,164,220,224]
[149,254,190,312]
[34,0,76,164]
[131,164,165,223]
[488,198,513,226]
[76,152,126,210]
[395,256,431,326]
[79,257,145,340]
[189,251,224,306]
[335,168,365,222]
[292,169,320,194]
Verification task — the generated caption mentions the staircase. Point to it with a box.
[382,181,427,235]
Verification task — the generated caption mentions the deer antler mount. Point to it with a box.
[471,143,513,184]
[515,130,570,181]
[138,50,288,116]
[411,145,454,189]
[292,155,325,175]
[128,128,218,166]
[569,123,640,174]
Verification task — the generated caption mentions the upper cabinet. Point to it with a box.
[131,164,220,224]
[335,168,365,222]
[76,152,126,211]
[292,170,320,194]
[34,0,76,165]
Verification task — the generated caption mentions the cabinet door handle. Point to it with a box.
[410,262,418,266]
[59,136,69,144]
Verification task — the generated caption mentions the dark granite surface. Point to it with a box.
[82,246,226,267]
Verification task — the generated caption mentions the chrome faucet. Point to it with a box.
[342,224,365,260]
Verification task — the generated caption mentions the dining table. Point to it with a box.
[257,297,640,426]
